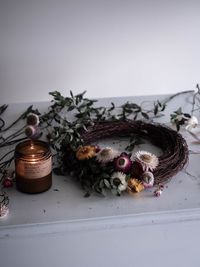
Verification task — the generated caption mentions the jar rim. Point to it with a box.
[15,140,51,159]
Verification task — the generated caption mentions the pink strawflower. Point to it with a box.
[141,171,154,188]
[114,154,132,173]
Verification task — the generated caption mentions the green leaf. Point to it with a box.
[154,105,158,115]
[108,102,115,112]
[175,107,182,115]
[84,192,90,197]
[161,104,166,111]
[99,180,104,189]
[75,91,87,100]
[176,123,180,131]
[67,129,74,133]
[0,104,8,115]
[75,113,85,118]
[183,113,191,118]
[111,188,118,195]
[67,106,75,111]
[101,188,107,196]
[104,179,111,189]
[125,143,135,152]
[70,90,74,98]
[141,112,149,119]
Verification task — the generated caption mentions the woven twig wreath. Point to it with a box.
[80,120,189,185]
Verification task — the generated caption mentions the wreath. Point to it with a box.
[62,120,188,197]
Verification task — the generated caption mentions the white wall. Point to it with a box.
[0,0,200,104]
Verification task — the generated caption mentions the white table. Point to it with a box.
[0,93,200,267]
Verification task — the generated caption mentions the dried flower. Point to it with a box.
[134,151,159,171]
[130,161,144,179]
[3,177,13,188]
[0,204,9,218]
[76,146,96,160]
[141,171,154,188]
[154,185,164,197]
[127,178,144,193]
[185,116,198,131]
[173,114,185,122]
[94,145,101,153]
[96,147,120,163]
[114,154,132,173]
[110,172,127,192]
[25,125,41,139]
[27,113,40,126]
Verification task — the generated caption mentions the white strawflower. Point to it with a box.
[175,114,185,122]
[96,147,120,163]
[171,114,185,125]
[134,150,159,171]
[110,172,127,191]
[185,116,198,131]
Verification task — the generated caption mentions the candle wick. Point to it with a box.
[30,141,34,150]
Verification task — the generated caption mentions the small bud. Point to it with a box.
[25,125,40,139]
[3,178,13,188]
[154,185,164,197]
[26,113,40,126]
[141,171,154,188]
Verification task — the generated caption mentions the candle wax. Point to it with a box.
[18,143,48,156]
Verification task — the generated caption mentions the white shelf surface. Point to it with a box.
[1,93,200,267]
[1,93,200,228]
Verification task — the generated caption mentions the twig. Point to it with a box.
[0,126,26,147]
[0,149,15,163]
[0,105,33,133]
[0,118,5,130]
[163,90,194,105]
[191,84,200,114]
[0,137,27,147]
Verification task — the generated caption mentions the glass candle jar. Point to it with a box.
[15,140,52,193]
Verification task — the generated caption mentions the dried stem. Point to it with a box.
[0,105,33,133]
[191,84,200,114]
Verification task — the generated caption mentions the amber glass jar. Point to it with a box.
[15,140,52,193]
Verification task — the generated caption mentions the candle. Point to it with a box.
[15,140,52,193]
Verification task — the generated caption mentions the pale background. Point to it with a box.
[0,0,200,104]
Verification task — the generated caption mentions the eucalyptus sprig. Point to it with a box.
[170,85,200,131]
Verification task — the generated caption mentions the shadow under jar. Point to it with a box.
[15,140,52,193]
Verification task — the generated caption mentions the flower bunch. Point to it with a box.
[73,145,159,196]
[170,108,198,131]
[25,113,40,139]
